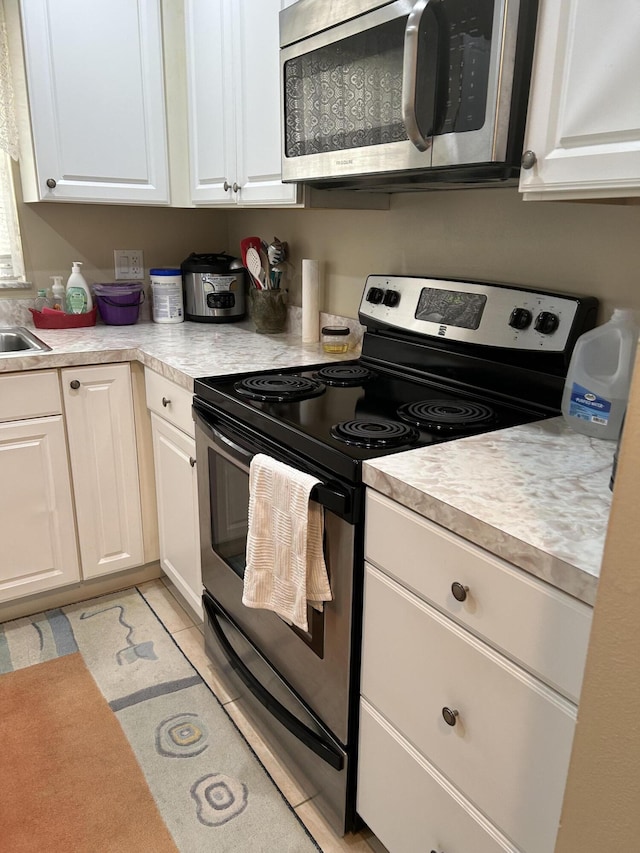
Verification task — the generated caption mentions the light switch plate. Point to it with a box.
[114,249,144,280]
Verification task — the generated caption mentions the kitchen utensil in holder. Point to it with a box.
[250,288,287,334]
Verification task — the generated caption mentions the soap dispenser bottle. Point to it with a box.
[50,276,66,312]
[66,261,93,314]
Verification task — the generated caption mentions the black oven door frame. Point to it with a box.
[193,400,362,747]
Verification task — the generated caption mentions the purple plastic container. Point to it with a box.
[93,282,144,325]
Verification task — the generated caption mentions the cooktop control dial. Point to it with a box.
[383,289,401,307]
[508,307,532,330]
[366,286,384,304]
[534,311,560,335]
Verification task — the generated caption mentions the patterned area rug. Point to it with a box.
[0,588,320,852]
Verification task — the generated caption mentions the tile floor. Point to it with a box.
[137,578,378,853]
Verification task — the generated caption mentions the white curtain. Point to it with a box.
[0,0,25,283]
[0,0,18,160]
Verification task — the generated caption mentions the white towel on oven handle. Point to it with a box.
[242,453,332,632]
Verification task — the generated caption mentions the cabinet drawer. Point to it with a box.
[358,699,517,853]
[362,563,577,853]
[0,370,61,421]
[365,490,592,702]
[144,368,194,436]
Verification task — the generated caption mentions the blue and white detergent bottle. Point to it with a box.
[562,308,639,440]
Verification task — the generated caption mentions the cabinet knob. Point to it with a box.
[451,582,469,602]
[189,456,196,467]
[521,150,537,169]
[223,180,231,192]
[46,177,57,189]
[442,707,459,727]
[162,397,170,407]
[69,379,80,390]
[232,182,240,193]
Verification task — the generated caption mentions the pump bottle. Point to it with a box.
[50,276,66,312]
[66,261,93,314]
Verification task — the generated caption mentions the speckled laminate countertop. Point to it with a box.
[363,417,614,606]
[0,320,353,387]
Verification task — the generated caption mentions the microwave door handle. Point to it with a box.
[402,0,444,152]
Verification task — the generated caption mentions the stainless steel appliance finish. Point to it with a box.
[280,0,538,190]
[181,252,246,322]
[0,327,51,356]
[194,409,360,833]
[193,275,598,837]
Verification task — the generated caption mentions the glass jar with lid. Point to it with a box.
[321,325,351,353]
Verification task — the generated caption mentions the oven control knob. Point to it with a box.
[366,287,384,305]
[534,311,560,335]
[383,289,401,307]
[508,307,532,330]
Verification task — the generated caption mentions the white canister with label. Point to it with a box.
[150,268,184,324]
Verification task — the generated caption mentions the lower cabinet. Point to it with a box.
[145,368,203,618]
[0,406,80,602]
[358,490,593,853]
[62,363,145,579]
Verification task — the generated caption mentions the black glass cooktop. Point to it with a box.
[194,360,551,481]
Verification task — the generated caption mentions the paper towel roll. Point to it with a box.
[302,259,321,344]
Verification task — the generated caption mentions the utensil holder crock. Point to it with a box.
[249,288,287,334]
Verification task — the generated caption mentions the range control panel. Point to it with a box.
[359,275,597,352]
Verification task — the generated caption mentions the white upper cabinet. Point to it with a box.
[520,0,640,201]
[185,0,300,206]
[18,0,170,204]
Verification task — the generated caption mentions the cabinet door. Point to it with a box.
[62,364,144,579]
[520,0,640,200]
[0,416,80,602]
[19,0,169,204]
[185,0,299,206]
[151,413,203,619]
[185,0,238,205]
[234,0,299,206]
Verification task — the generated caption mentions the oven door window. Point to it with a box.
[207,444,325,656]
[208,446,250,581]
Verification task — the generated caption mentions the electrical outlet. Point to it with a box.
[114,249,144,280]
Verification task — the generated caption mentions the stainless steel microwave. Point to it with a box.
[279,0,538,190]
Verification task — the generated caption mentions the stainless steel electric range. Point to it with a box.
[192,275,598,835]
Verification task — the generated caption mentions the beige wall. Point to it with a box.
[555,349,640,851]
[7,168,228,297]
[8,187,640,326]
[227,188,640,322]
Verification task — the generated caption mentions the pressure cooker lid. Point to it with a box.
[181,252,237,273]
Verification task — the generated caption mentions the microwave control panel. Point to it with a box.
[359,275,598,353]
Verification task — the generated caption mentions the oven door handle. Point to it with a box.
[205,421,351,517]
[210,425,253,465]
[204,596,345,771]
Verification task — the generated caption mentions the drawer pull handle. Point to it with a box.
[442,707,459,727]
[162,397,171,407]
[69,380,80,390]
[451,581,469,602]
[189,456,196,467]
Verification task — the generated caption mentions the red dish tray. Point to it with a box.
[30,306,97,329]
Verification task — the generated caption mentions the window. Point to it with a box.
[0,151,24,283]
[0,0,25,286]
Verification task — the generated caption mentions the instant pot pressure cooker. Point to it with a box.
[181,252,246,322]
